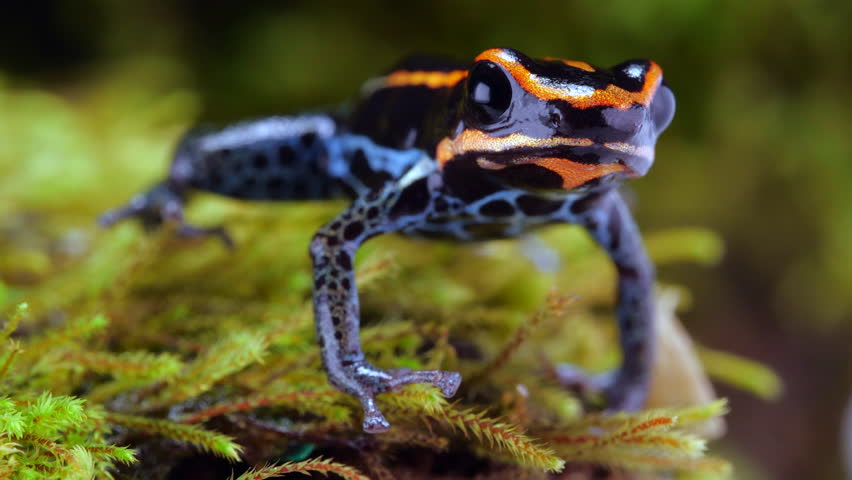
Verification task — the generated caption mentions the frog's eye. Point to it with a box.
[466,61,512,125]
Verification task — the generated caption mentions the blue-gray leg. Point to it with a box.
[310,171,461,433]
[99,180,235,247]
[560,189,656,410]
[99,115,342,245]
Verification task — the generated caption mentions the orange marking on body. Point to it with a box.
[475,48,663,109]
[383,69,468,89]
[436,129,594,168]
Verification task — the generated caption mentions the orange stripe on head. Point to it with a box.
[477,156,630,189]
[382,70,468,89]
[474,48,663,110]
[436,129,594,168]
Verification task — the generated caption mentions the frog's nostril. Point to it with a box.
[602,106,643,135]
[651,83,675,133]
[549,111,562,128]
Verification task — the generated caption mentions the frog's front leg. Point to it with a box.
[310,177,461,433]
[559,189,656,411]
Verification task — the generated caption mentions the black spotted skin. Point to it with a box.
[101,47,676,432]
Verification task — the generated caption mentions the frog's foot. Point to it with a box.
[172,223,235,249]
[99,182,234,249]
[98,185,173,231]
[555,364,646,412]
[334,360,461,433]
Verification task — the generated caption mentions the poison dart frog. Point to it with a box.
[100,48,675,433]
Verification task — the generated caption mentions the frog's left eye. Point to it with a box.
[466,61,512,125]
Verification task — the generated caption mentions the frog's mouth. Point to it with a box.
[437,129,650,190]
[473,154,633,190]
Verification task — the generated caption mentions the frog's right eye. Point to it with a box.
[465,61,512,125]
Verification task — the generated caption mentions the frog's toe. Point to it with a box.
[98,199,163,230]
[98,207,131,228]
[555,364,610,395]
[363,414,391,434]
[601,379,647,412]
[176,223,235,249]
[358,395,391,434]
[436,371,462,397]
[332,361,462,432]
[555,364,647,411]
[386,368,462,397]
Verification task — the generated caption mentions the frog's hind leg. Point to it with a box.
[98,179,235,248]
[99,115,342,246]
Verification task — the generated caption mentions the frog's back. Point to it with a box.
[347,56,467,153]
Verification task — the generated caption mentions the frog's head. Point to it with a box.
[438,48,675,192]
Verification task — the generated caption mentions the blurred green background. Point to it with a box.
[0,1,849,478]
